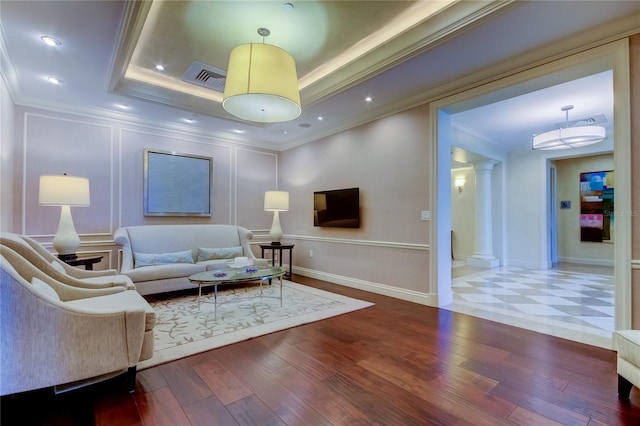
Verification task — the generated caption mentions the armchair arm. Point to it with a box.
[57,259,118,279]
[19,234,120,279]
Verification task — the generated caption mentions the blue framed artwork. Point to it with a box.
[143,149,213,216]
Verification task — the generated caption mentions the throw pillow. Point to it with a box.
[50,260,66,274]
[31,277,61,301]
[134,250,195,268]
[197,246,243,261]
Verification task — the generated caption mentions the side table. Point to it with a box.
[59,255,103,270]
[260,244,294,280]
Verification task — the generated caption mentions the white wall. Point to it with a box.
[451,167,475,260]
[280,105,432,302]
[506,149,549,269]
[9,106,280,270]
[1,74,15,232]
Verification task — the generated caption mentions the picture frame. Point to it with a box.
[579,170,614,242]
[143,148,213,216]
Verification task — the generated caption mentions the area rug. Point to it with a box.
[138,280,374,369]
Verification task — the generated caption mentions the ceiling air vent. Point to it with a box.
[182,61,227,92]
[555,114,608,128]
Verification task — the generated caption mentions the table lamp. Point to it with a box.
[39,174,90,260]
[264,190,289,245]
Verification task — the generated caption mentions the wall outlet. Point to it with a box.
[421,210,430,221]
[309,249,313,258]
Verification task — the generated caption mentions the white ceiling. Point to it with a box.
[1,1,638,152]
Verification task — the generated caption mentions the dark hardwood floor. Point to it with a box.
[2,276,639,425]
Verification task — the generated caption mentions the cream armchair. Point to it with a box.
[0,246,155,396]
[614,330,640,401]
[1,232,135,290]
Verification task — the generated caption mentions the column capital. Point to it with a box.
[470,159,498,172]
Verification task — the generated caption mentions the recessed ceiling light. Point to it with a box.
[41,36,61,47]
[47,76,61,85]
[184,117,196,123]
[317,116,323,121]
[283,131,288,135]
[283,3,294,11]
[364,96,374,103]
[155,64,166,71]
[116,103,130,110]
[232,129,246,134]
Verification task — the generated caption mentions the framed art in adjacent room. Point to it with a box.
[579,170,614,242]
[143,148,213,216]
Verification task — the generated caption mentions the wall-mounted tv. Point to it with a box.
[314,187,360,228]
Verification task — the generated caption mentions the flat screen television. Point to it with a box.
[314,187,360,228]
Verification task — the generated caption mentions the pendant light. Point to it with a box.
[223,28,301,123]
[532,105,606,150]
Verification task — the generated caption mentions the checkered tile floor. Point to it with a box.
[443,266,615,349]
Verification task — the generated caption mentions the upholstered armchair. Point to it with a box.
[614,330,640,401]
[0,232,135,290]
[0,246,155,396]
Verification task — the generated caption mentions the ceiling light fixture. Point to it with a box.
[223,28,301,123]
[47,76,61,85]
[532,105,606,150]
[155,64,166,71]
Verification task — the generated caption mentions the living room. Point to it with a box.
[1,1,640,423]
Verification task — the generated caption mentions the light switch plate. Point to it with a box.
[421,211,430,221]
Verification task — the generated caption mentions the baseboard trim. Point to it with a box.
[558,256,615,267]
[293,266,435,307]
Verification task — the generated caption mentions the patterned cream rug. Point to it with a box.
[138,280,374,369]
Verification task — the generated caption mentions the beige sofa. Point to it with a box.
[114,224,259,296]
[0,246,155,396]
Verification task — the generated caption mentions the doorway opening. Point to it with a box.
[430,40,632,348]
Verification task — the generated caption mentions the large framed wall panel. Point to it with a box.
[22,113,113,237]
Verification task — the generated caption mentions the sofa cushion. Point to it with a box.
[197,246,243,261]
[134,250,194,268]
[124,263,205,283]
[125,225,245,256]
[31,277,60,301]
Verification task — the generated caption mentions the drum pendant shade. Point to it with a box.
[223,43,301,123]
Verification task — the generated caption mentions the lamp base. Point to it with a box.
[57,253,78,261]
[269,241,282,246]
[269,210,283,244]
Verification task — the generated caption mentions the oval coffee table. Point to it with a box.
[188,266,286,317]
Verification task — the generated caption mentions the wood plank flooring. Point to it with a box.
[2,276,639,425]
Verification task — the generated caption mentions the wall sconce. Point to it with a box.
[454,176,466,194]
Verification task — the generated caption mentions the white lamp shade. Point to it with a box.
[532,126,606,150]
[39,175,90,206]
[223,43,301,123]
[454,176,466,188]
[264,190,289,211]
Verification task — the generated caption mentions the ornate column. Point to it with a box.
[467,160,500,269]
